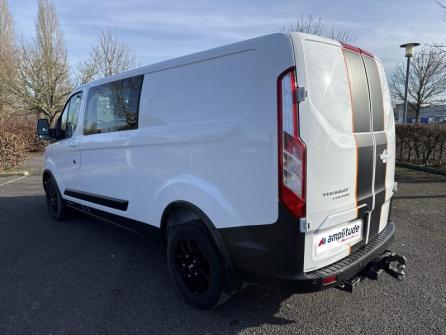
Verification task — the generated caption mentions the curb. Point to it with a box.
[0,171,30,177]
[396,162,446,176]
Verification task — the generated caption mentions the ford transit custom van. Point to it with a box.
[37,33,403,309]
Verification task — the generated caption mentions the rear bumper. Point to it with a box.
[247,222,394,292]
[218,204,395,293]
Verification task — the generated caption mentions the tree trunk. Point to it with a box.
[440,141,444,164]
[400,140,404,160]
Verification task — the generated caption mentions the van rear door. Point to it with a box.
[290,34,394,271]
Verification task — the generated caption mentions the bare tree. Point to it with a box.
[78,30,135,84]
[0,0,16,115]
[434,1,446,52]
[6,0,72,124]
[286,15,356,44]
[288,15,323,36]
[436,0,446,12]
[328,27,356,45]
[390,46,446,122]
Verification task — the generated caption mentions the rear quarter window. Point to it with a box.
[84,75,143,135]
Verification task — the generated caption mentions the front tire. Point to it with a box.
[167,223,226,309]
[43,176,67,221]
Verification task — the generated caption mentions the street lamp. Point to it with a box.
[400,42,420,124]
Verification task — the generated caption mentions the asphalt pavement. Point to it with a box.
[0,157,445,334]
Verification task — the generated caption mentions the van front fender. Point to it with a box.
[42,155,64,192]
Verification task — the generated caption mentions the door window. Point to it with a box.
[67,93,83,136]
[59,92,83,139]
[60,103,69,134]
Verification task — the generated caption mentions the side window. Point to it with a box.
[59,91,83,139]
[84,75,143,135]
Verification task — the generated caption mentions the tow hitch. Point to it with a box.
[338,250,406,292]
[366,250,406,281]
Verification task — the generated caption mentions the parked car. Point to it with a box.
[37,32,401,309]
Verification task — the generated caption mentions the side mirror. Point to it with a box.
[36,119,51,140]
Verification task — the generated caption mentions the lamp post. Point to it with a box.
[400,42,420,124]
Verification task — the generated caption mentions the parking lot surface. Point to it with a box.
[0,159,445,334]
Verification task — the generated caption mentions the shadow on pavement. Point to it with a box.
[0,195,293,334]
[395,167,446,184]
[394,194,446,199]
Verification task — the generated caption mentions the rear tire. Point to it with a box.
[167,223,226,309]
[43,176,67,221]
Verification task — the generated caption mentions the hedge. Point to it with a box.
[0,119,46,171]
[395,124,446,167]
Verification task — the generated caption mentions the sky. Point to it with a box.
[8,0,446,74]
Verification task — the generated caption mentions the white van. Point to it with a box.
[37,33,404,309]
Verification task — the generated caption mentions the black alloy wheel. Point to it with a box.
[174,238,211,294]
[44,176,66,221]
[167,223,226,309]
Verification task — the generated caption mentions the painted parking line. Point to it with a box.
[0,175,28,187]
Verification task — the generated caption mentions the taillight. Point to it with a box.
[277,67,306,218]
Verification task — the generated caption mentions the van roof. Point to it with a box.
[81,32,377,90]
[84,33,287,88]
[83,32,336,89]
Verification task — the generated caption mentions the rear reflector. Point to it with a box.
[277,67,306,218]
[321,275,337,285]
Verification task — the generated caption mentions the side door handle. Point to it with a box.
[69,143,78,148]
[380,150,391,163]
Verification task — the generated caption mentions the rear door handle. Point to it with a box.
[380,150,391,163]
[69,143,78,148]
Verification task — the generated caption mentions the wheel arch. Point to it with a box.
[161,200,240,292]
[42,169,57,188]
[161,200,223,246]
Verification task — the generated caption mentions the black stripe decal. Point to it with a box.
[343,49,371,133]
[369,133,388,239]
[355,133,374,212]
[343,48,374,225]
[362,55,384,132]
[64,189,129,211]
